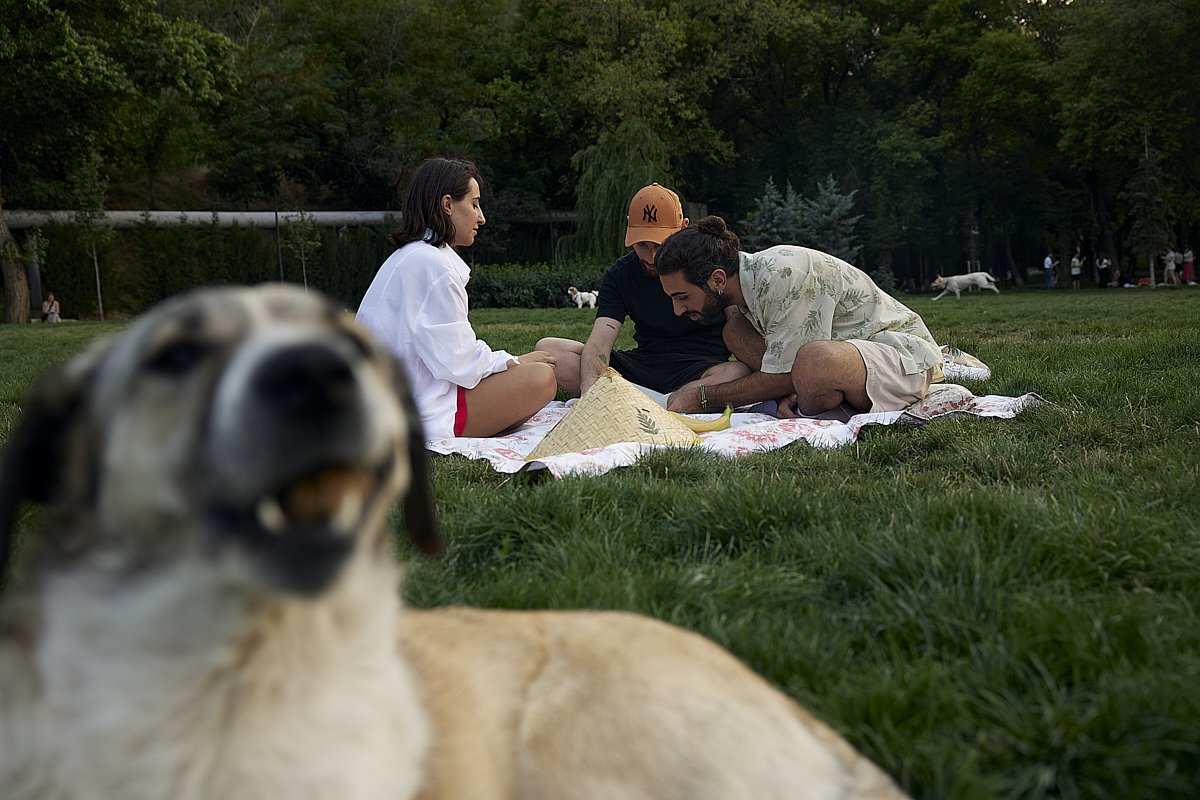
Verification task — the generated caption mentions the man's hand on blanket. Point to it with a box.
[774,392,801,418]
[666,384,702,413]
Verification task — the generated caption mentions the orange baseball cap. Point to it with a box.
[624,183,684,247]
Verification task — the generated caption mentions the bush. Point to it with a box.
[33,221,396,317]
[868,263,897,295]
[466,260,608,308]
[30,220,609,316]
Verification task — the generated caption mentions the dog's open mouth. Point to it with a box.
[209,456,395,595]
[257,465,378,536]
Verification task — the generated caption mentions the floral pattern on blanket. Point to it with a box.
[427,391,1042,479]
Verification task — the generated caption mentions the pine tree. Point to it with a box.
[799,175,862,264]
[741,177,803,250]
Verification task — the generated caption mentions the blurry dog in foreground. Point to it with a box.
[0,285,909,800]
[567,286,599,308]
[930,271,999,300]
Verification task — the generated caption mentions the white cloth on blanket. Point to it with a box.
[427,385,1042,479]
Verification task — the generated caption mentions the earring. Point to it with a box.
[717,288,724,297]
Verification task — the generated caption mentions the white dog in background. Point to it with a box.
[567,286,599,308]
[0,285,909,800]
[931,271,1000,300]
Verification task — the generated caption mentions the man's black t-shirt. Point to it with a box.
[593,251,732,393]
[597,251,728,358]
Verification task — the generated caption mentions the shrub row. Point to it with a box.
[29,221,609,318]
[466,261,608,308]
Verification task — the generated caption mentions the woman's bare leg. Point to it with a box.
[462,362,557,437]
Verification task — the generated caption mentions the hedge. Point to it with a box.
[27,221,609,318]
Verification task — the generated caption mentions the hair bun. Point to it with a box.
[695,215,728,236]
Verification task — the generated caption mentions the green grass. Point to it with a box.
[3,287,1199,799]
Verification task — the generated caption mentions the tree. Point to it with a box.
[740,174,860,264]
[70,161,115,320]
[0,0,237,322]
[557,119,676,262]
[487,0,736,219]
[1123,145,1171,286]
[799,175,861,264]
[282,211,322,289]
[1048,0,1188,281]
[0,200,26,323]
[740,177,802,251]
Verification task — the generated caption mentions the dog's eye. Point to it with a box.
[145,340,210,376]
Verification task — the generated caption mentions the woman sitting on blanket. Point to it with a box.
[357,157,557,439]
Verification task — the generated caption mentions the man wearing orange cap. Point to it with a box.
[537,183,749,398]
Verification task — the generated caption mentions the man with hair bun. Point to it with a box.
[655,216,943,419]
[537,184,749,398]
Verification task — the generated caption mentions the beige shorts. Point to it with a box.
[847,339,933,413]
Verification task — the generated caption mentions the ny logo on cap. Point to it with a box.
[642,204,658,224]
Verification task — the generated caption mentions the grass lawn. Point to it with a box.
[3,286,1199,799]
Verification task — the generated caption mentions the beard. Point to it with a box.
[690,285,726,324]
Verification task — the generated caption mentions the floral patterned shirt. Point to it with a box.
[738,246,942,377]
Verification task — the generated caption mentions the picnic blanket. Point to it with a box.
[427,381,1043,479]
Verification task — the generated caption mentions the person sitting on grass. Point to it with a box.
[654,216,943,419]
[41,292,61,323]
[356,157,556,440]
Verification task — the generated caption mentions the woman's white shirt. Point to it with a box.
[356,240,514,440]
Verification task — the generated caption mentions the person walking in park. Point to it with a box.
[1044,251,1058,289]
[536,183,748,398]
[1182,247,1195,285]
[356,156,556,439]
[654,216,943,419]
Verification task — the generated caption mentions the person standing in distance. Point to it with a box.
[356,157,556,440]
[537,183,748,398]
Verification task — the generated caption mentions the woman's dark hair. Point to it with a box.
[389,157,483,248]
[654,215,742,285]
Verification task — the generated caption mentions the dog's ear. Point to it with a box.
[0,354,99,585]
[387,358,445,557]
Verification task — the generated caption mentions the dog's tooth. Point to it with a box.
[331,490,365,534]
[257,498,289,535]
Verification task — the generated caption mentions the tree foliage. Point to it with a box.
[281,210,322,289]
[0,0,237,320]
[3,0,1199,321]
[742,175,861,264]
[741,178,801,252]
[558,119,676,262]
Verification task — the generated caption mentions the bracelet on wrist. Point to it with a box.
[699,384,708,411]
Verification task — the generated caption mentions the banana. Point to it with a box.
[671,405,733,433]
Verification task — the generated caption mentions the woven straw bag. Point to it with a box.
[527,368,700,460]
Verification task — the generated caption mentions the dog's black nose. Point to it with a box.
[253,343,355,418]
